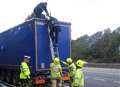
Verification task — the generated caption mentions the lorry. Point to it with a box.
[0,3,71,86]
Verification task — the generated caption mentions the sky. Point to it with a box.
[0,0,120,40]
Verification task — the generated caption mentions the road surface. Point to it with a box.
[0,67,119,87]
[83,67,120,87]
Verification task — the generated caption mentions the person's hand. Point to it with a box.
[27,75,30,79]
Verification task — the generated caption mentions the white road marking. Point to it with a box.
[83,67,120,75]
[114,81,120,84]
[83,70,120,76]
[92,78,105,81]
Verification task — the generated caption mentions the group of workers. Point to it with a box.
[50,57,86,87]
[19,55,86,87]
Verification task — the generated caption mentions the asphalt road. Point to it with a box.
[83,67,120,87]
[0,67,119,87]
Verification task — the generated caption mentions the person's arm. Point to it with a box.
[61,60,69,66]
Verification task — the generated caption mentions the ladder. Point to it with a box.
[47,16,60,60]
[47,24,55,60]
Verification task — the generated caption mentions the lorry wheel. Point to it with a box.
[12,76,17,85]
[6,70,12,83]
[6,74,10,83]
[0,71,5,81]
[13,72,19,86]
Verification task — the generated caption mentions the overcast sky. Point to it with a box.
[0,0,120,40]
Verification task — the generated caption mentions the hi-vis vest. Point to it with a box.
[20,62,30,79]
[72,69,84,87]
[50,63,62,78]
[62,61,76,77]
[68,63,76,77]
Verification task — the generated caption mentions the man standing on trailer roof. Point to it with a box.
[34,2,49,18]
[25,2,49,20]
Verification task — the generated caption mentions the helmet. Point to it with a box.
[53,57,60,64]
[76,60,86,68]
[24,55,31,59]
[66,58,72,64]
[24,55,31,63]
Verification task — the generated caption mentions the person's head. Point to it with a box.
[66,58,72,64]
[40,2,47,6]
[43,2,47,6]
[23,56,31,63]
[75,60,86,68]
[53,57,60,65]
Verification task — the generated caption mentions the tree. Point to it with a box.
[71,27,120,63]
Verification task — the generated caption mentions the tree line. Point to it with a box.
[71,27,120,63]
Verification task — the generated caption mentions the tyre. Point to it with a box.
[0,70,4,81]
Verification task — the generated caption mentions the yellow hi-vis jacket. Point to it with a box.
[20,62,30,79]
[62,61,76,77]
[72,69,84,87]
[50,63,62,79]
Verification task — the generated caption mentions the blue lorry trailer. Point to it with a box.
[0,18,71,86]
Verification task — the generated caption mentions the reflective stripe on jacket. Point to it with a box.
[50,63,62,78]
[20,62,30,79]
[72,69,84,87]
